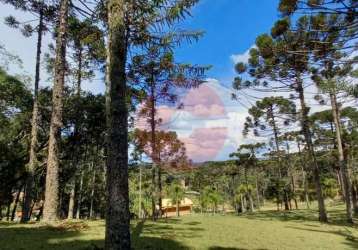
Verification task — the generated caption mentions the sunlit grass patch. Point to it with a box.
[1,203,358,250]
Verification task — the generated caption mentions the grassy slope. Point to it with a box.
[1,204,358,250]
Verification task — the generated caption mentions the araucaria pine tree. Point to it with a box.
[43,0,69,222]
[1,0,56,223]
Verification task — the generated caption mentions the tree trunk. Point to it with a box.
[89,167,96,219]
[149,75,159,221]
[151,165,156,221]
[284,190,290,211]
[243,196,247,212]
[337,169,345,200]
[296,80,327,222]
[270,108,283,178]
[29,200,36,218]
[157,166,162,216]
[76,169,84,219]
[6,201,11,221]
[59,188,64,219]
[43,0,69,222]
[276,195,280,211]
[255,171,261,210]
[297,140,310,209]
[105,0,131,248]
[67,180,75,219]
[65,39,83,221]
[21,5,44,223]
[330,91,353,223]
[36,204,43,221]
[0,201,3,220]
[138,165,142,219]
[291,175,298,209]
[66,31,84,222]
[271,108,288,209]
[176,201,179,217]
[76,47,82,95]
[248,192,254,212]
[243,166,253,212]
[351,181,358,215]
[286,142,298,209]
[11,187,22,221]
[241,195,246,213]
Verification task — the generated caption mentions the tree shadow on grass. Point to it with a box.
[131,218,203,249]
[0,223,99,250]
[133,236,191,250]
[0,220,195,250]
[183,221,201,226]
[285,225,358,250]
[131,220,190,249]
[157,217,182,224]
[240,209,358,227]
[209,247,268,250]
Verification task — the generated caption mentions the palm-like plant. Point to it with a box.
[167,182,184,217]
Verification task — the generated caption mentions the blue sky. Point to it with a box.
[0,0,282,89]
[175,0,280,85]
[2,0,316,162]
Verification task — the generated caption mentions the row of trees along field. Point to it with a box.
[232,0,358,223]
[0,0,357,250]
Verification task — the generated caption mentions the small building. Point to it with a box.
[160,197,193,217]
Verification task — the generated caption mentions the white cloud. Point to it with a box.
[230,45,256,64]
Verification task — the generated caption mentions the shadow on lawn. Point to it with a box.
[0,223,99,250]
[209,247,268,250]
[240,208,358,227]
[131,218,203,249]
[285,225,358,249]
[0,220,195,250]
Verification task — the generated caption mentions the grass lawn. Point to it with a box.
[1,203,358,250]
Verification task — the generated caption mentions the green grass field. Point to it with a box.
[1,203,358,250]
